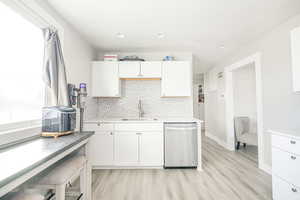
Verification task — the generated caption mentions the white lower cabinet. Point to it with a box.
[114,132,139,166]
[139,132,163,166]
[87,123,164,167]
[89,131,114,166]
[273,176,300,200]
[271,132,300,200]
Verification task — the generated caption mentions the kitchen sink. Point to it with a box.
[121,118,158,121]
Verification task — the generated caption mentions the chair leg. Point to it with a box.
[243,143,246,148]
[236,141,240,150]
[80,163,87,200]
[55,184,66,200]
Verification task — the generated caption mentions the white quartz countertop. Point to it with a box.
[268,129,300,140]
[85,117,203,124]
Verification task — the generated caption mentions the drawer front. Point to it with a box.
[115,123,163,132]
[272,147,300,187]
[273,176,300,200]
[272,134,300,155]
[84,123,114,131]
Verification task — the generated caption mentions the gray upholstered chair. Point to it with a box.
[234,116,258,149]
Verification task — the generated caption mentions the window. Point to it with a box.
[0,2,44,126]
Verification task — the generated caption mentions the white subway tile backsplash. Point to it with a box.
[96,80,193,118]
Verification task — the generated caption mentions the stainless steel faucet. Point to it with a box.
[138,99,144,119]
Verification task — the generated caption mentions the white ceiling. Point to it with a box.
[46,0,300,71]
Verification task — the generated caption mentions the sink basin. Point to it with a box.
[121,118,158,121]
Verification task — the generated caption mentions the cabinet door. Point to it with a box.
[89,131,114,166]
[114,132,139,166]
[91,62,120,97]
[140,132,164,166]
[161,61,191,97]
[140,62,162,78]
[119,62,140,78]
[291,27,300,92]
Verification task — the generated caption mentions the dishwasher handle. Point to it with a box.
[165,127,197,131]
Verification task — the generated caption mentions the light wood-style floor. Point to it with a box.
[91,135,272,200]
[236,145,258,165]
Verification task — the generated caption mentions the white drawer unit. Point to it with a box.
[273,176,300,200]
[272,134,300,155]
[272,147,300,187]
[271,131,300,200]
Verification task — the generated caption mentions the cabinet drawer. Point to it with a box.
[272,147,300,187]
[115,123,163,131]
[272,134,300,155]
[273,176,300,200]
[84,123,114,131]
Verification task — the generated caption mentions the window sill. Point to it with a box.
[0,121,41,147]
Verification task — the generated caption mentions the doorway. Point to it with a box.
[232,63,258,164]
[224,53,266,172]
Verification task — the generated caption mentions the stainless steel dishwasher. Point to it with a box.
[164,122,198,168]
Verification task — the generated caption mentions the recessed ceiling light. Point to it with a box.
[157,33,165,39]
[116,33,125,38]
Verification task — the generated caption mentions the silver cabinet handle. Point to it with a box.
[136,133,142,135]
[290,140,296,144]
[291,156,297,160]
[292,188,298,193]
[97,122,101,126]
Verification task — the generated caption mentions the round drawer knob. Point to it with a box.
[292,188,298,193]
[290,140,296,144]
[291,156,297,160]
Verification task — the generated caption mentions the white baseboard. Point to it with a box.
[92,166,163,170]
[259,163,272,175]
[205,131,231,150]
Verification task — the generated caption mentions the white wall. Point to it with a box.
[204,69,227,142]
[205,12,300,167]
[233,63,257,133]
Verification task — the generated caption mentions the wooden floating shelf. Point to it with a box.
[120,78,161,80]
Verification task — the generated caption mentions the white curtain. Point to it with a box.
[42,28,69,106]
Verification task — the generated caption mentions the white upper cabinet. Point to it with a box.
[291,27,300,92]
[118,62,140,78]
[161,61,192,97]
[91,62,120,97]
[119,61,162,78]
[140,62,162,78]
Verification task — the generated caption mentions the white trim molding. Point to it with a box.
[205,131,231,150]
[224,52,267,173]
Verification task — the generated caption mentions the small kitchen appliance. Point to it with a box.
[68,83,88,132]
[42,106,76,137]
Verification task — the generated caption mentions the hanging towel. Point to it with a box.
[42,28,69,106]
